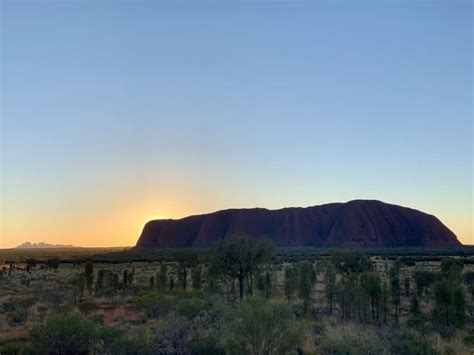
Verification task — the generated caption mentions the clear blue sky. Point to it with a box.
[1,0,472,247]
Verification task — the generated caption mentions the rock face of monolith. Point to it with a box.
[135,200,461,248]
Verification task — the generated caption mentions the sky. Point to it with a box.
[1,0,472,248]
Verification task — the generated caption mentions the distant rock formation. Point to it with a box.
[135,200,461,248]
[16,242,76,249]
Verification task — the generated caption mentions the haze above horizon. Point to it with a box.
[1,1,472,248]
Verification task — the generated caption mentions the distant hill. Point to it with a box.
[16,242,77,249]
[136,200,461,248]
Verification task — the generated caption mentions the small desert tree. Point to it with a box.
[367,272,382,321]
[404,276,410,297]
[46,258,60,271]
[330,251,373,275]
[434,277,451,326]
[127,269,134,286]
[382,279,388,324]
[96,269,105,294]
[210,235,275,299]
[440,258,463,281]
[84,261,94,294]
[389,260,401,323]
[123,269,129,288]
[25,258,37,273]
[77,274,86,296]
[283,265,298,304]
[158,263,168,291]
[263,271,272,298]
[413,270,435,296]
[329,251,373,320]
[451,286,466,326]
[463,271,474,298]
[310,265,317,297]
[433,271,466,328]
[174,249,198,290]
[325,263,336,314]
[410,294,420,317]
[298,261,313,313]
[191,264,202,290]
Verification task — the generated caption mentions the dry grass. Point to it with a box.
[431,331,474,355]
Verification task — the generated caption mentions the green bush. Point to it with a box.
[96,324,125,353]
[390,329,437,355]
[189,338,225,355]
[0,341,32,355]
[110,336,153,355]
[78,299,100,316]
[225,297,303,355]
[175,297,206,319]
[9,309,28,326]
[319,324,385,355]
[2,298,35,326]
[464,332,474,346]
[30,313,98,355]
[134,291,174,318]
[152,312,192,354]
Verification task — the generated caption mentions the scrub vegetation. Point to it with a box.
[1,240,473,354]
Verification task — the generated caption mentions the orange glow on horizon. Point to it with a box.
[1,202,472,248]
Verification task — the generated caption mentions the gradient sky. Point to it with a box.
[1,1,472,248]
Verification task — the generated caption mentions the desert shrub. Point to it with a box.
[152,312,192,354]
[134,291,174,318]
[318,323,386,355]
[175,297,206,319]
[320,338,358,355]
[433,323,457,339]
[188,338,225,355]
[225,297,303,355]
[2,301,15,313]
[188,295,231,342]
[90,313,106,325]
[96,324,125,353]
[463,271,474,298]
[464,331,474,346]
[110,331,153,355]
[0,341,32,355]
[432,331,472,355]
[390,328,437,355]
[2,298,34,326]
[9,309,28,326]
[313,320,326,337]
[78,299,100,316]
[30,313,98,355]
[406,316,432,336]
[37,304,48,322]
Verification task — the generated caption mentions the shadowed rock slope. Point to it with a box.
[135,200,461,248]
